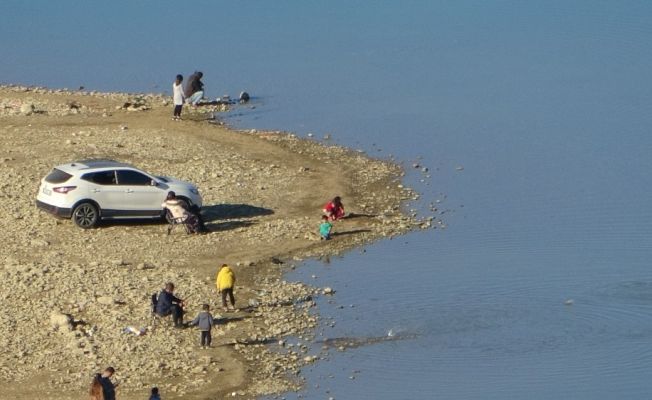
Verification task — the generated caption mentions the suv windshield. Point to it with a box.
[45,169,72,184]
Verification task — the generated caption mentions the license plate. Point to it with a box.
[42,187,52,195]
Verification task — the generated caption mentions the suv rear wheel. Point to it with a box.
[72,202,99,229]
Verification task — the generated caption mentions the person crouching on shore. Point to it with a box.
[323,196,345,221]
[184,71,205,106]
[319,215,333,240]
[216,264,236,312]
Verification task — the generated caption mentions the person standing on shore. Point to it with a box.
[184,71,205,106]
[216,264,236,312]
[98,367,118,400]
[189,303,215,348]
[172,74,184,120]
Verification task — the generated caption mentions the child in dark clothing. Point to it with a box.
[190,304,215,348]
[149,387,161,400]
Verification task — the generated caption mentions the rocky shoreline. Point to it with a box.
[0,84,425,399]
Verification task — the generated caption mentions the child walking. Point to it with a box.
[319,215,333,240]
[172,74,184,120]
[189,304,215,348]
[216,264,236,312]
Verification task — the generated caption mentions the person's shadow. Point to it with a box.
[344,212,377,219]
[201,204,274,222]
[331,229,372,237]
[200,204,274,232]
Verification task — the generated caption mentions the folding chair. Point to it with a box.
[165,209,192,235]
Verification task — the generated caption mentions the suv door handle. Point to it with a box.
[125,189,134,193]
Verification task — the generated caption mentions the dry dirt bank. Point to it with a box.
[0,85,424,399]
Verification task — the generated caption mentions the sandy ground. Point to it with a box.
[0,85,423,399]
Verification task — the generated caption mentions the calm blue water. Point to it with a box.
[4,1,652,399]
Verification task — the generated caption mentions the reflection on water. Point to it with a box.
[282,242,652,399]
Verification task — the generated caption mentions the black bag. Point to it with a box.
[151,293,158,313]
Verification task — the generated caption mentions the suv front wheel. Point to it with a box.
[72,202,99,229]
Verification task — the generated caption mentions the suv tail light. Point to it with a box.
[53,186,77,194]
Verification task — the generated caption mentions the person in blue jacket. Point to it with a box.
[155,282,186,327]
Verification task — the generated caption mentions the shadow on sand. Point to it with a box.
[96,204,272,234]
[344,212,377,219]
[201,204,274,222]
[217,315,250,325]
[205,220,256,232]
[332,228,372,237]
[98,217,165,228]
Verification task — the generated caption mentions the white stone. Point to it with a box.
[50,311,72,331]
[20,103,34,115]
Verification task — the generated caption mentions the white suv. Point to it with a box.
[36,159,203,228]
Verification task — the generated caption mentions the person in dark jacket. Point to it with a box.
[189,303,215,348]
[184,71,204,106]
[149,386,161,400]
[155,282,185,327]
[99,367,118,400]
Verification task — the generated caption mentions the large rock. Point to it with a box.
[322,287,335,295]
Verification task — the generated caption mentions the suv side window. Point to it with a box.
[117,170,152,185]
[81,170,117,185]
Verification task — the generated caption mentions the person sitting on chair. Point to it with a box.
[155,282,186,327]
[162,191,203,233]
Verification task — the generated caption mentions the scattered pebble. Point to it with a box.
[0,84,421,398]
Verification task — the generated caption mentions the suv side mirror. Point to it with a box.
[150,180,158,186]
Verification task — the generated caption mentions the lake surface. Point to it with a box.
[3,1,652,398]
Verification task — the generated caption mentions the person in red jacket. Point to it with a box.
[323,196,345,221]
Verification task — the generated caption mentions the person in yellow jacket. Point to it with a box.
[216,264,236,312]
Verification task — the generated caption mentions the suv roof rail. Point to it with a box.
[70,159,133,169]
[76,158,118,164]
